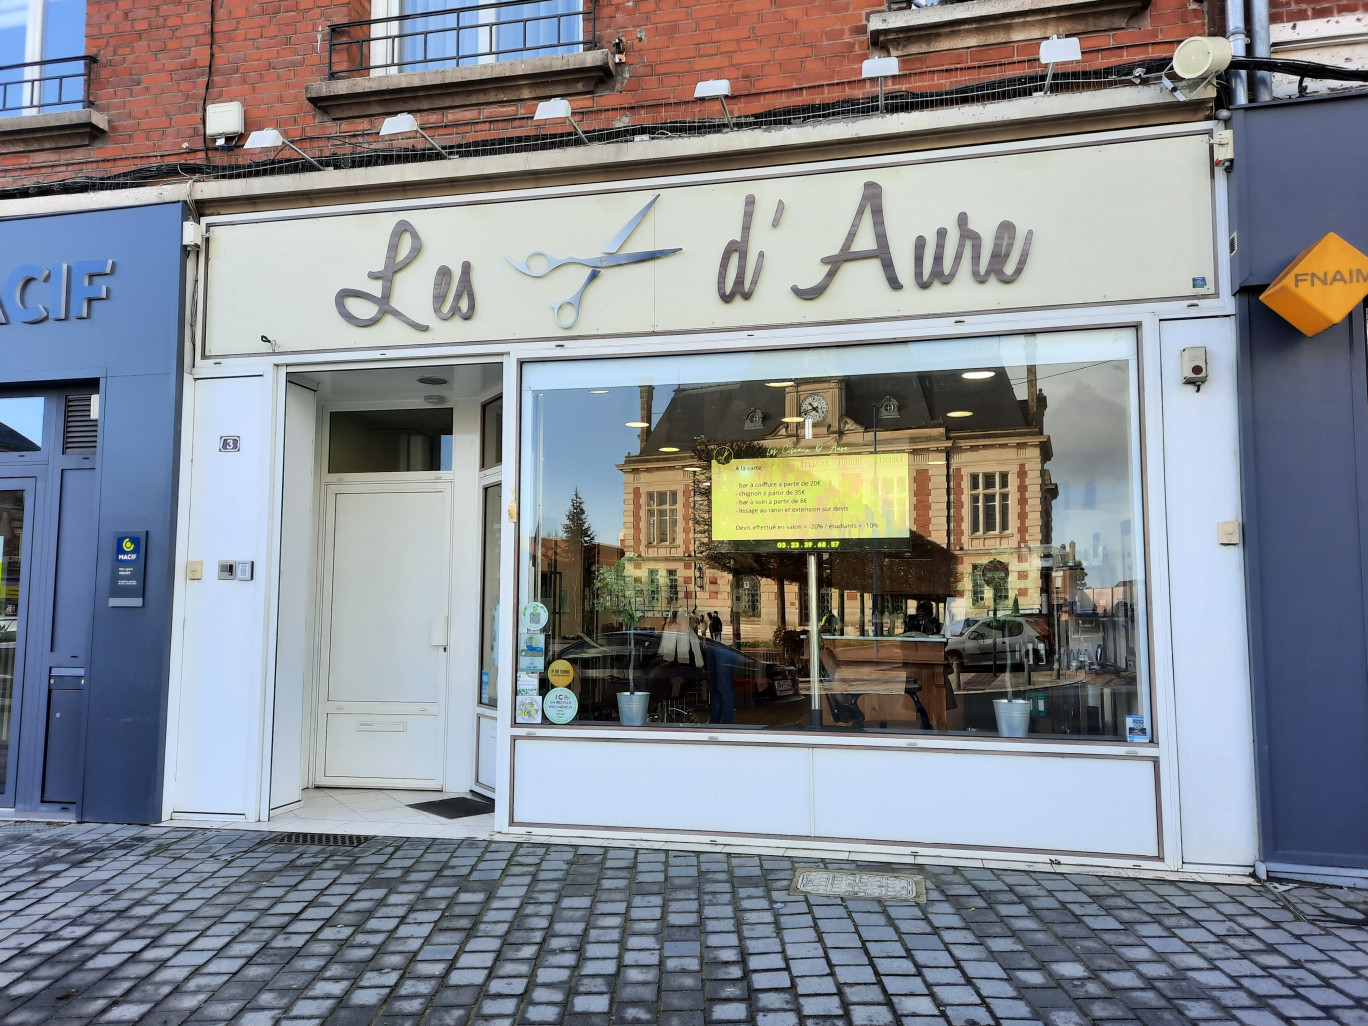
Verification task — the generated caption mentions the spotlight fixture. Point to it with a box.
[1037,35,1082,96]
[659,446,680,453]
[765,380,796,387]
[961,370,995,380]
[780,416,807,423]
[625,420,649,428]
[861,57,900,113]
[946,410,974,418]
[379,113,452,158]
[588,389,611,394]
[417,375,449,385]
[242,128,324,169]
[693,79,734,130]
[533,97,589,144]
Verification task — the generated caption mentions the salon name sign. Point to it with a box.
[202,134,1216,356]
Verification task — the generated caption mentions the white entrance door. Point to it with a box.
[316,482,452,787]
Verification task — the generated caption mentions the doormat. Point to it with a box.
[789,868,926,903]
[408,795,495,820]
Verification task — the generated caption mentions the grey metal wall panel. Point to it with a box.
[1231,93,1368,288]
[1240,297,1368,867]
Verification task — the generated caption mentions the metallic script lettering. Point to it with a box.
[432,261,475,321]
[717,194,765,302]
[793,181,902,300]
[788,181,1034,300]
[335,220,431,331]
[0,259,114,325]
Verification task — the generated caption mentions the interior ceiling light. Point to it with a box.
[961,370,995,380]
[417,375,449,385]
[946,410,974,418]
[423,394,447,405]
[780,415,807,423]
[659,446,680,452]
[765,380,795,387]
[626,420,649,428]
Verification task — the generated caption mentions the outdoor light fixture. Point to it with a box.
[379,113,452,158]
[1037,35,1081,95]
[533,97,589,144]
[242,128,325,169]
[961,370,995,380]
[693,79,734,130]
[861,56,900,113]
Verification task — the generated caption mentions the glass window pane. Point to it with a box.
[0,489,25,790]
[479,483,501,707]
[481,397,503,470]
[328,408,453,473]
[521,329,1148,741]
[0,397,44,453]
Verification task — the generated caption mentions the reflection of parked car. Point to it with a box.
[944,618,1049,671]
[553,631,798,719]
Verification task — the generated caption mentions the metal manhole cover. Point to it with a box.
[257,832,370,848]
[790,869,927,903]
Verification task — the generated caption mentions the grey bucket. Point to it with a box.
[993,698,1031,738]
[617,691,650,726]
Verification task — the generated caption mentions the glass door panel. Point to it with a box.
[0,484,31,802]
[479,481,501,707]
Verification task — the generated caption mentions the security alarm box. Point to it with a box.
[1181,346,1209,386]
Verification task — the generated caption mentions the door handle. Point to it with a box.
[430,615,448,648]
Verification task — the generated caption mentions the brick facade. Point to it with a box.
[4,0,1215,186]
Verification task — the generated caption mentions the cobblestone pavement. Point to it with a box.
[1,824,1367,1026]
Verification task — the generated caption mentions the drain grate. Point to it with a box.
[790,868,927,903]
[257,832,370,848]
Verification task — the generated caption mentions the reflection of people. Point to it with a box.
[659,608,703,666]
[708,611,723,641]
[705,641,747,723]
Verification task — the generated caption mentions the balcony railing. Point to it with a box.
[0,56,95,118]
[326,0,596,80]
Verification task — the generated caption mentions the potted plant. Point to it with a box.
[593,559,651,725]
[984,565,1030,738]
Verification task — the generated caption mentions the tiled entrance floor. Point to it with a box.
[162,786,496,840]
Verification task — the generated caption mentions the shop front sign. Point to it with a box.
[203,134,1217,356]
[1260,231,1368,336]
[0,259,115,325]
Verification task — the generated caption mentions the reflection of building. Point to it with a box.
[618,370,1058,638]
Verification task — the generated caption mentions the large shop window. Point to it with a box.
[519,330,1151,742]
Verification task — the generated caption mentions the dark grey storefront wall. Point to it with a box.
[1,202,185,824]
[1231,92,1368,869]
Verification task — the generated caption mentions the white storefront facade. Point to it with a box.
[164,116,1258,873]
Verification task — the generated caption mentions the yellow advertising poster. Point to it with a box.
[712,452,910,542]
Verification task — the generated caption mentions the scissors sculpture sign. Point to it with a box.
[506,194,682,329]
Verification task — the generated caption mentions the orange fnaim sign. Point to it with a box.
[1260,231,1368,337]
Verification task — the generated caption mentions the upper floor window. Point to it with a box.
[969,471,1011,535]
[646,489,677,546]
[0,0,86,117]
[375,0,585,73]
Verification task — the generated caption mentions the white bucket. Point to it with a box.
[993,698,1031,737]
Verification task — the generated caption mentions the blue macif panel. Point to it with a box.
[0,202,185,824]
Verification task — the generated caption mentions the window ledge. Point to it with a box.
[868,0,1151,56]
[0,108,108,154]
[306,50,617,119]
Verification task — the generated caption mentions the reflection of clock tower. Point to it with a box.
[786,379,840,435]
